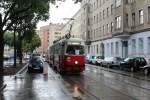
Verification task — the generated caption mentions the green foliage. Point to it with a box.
[22,32,41,53]
[4,32,14,46]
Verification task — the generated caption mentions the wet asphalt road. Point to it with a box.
[1,63,150,100]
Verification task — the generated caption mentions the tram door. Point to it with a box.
[59,44,65,68]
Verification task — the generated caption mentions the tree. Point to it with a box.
[0,0,50,71]
[4,32,14,46]
[22,32,41,53]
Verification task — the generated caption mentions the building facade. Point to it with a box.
[39,25,49,54]
[81,0,150,62]
[49,23,64,47]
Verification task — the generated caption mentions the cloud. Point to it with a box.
[37,0,80,30]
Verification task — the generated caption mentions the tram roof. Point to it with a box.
[64,37,83,42]
[54,37,83,44]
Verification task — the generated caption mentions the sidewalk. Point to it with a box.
[3,63,26,76]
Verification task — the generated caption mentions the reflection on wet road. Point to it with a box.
[1,63,150,100]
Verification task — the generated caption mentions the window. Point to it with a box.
[100,12,102,21]
[96,0,98,8]
[138,38,143,53]
[99,27,101,37]
[116,16,121,29]
[94,16,96,23]
[111,22,114,32]
[132,13,135,26]
[139,10,144,24]
[125,0,128,4]
[66,45,84,55]
[111,4,113,15]
[148,6,150,22]
[130,0,135,3]
[125,14,129,27]
[107,24,110,33]
[148,37,150,54]
[87,18,90,25]
[97,13,99,23]
[103,10,105,19]
[107,7,109,17]
[94,29,95,39]
[103,25,105,36]
[115,0,121,7]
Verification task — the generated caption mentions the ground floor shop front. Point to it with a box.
[86,31,150,63]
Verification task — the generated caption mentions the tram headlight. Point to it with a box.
[75,61,78,64]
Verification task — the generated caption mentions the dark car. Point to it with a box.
[120,57,147,72]
[28,56,44,73]
[140,64,150,75]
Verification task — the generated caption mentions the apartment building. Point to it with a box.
[39,25,49,54]
[39,23,63,55]
[49,23,64,47]
[81,0,150,62]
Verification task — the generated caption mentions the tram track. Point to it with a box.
[86,64,150,91]
[83,69,150,100]
[87,64,150,82]
[86,67,150,91]
[49,63,150,100]
[65,74,140,100]
[62,75,101,100]
[83,74,139,100]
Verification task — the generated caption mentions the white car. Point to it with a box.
[102,57,123,68]
[91,56,104,65]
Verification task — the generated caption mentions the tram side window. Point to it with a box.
[66,45,84,55]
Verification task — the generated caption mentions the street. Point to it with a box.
[1,63,150,100]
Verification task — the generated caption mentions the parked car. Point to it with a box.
[140,64,150,75]
[24,54,31,62]
[4,55,10,61]
[86,55,95,64]
[91,56,104,65]
[120,57,147,72]
[28,56,44,73]
[102,57,123,68]
[31,53,41,58]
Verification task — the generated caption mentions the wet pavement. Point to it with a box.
[1,63,150,100]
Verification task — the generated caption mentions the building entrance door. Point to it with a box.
[122,41,128,58]
[100,43,105,58]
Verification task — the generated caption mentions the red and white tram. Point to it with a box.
[49,34,85,73]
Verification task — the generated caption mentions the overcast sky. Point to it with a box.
[37,0,81,29]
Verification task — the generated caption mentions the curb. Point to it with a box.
[0,84,7,93]
[14,63,28,79]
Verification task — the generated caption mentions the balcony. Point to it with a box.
[85,40,91,45]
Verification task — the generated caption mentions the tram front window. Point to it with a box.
[66,45,84,55]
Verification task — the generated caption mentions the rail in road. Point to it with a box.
[63,76,101,100]
[85,64,150,99]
